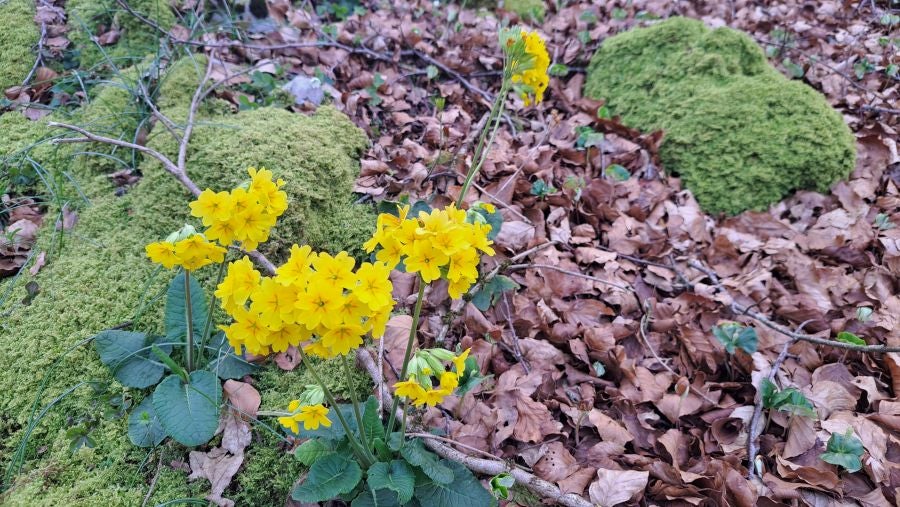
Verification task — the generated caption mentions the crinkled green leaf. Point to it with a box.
[712,323,758,354]
[362,395,385,443]
[94,330,167,388]
[400,439,453,485]
[367,460,415,504]
[152,370,220,446]
[128,397,166,448]
[292,454,363,502]
[294,438,335,466]
[413,459,496,507]
[165,272,207,344]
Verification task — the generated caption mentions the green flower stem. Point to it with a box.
[386,276,426,435]
[342,353,376,463]
[298,347,373,468]
[456,81,510,208]
[184,270,195,372]
[198,258,229,366]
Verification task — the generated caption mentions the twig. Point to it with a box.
[22,22,47,87]
[48,122,200,195]
[141,452,164,507]
[401,49,493,104]
[500,292,529,374]
[860,105,900,115]
[178,54,215,175]
[507,263,634,293]
[638,301,717,405]
[688,261,900,353]
[405,432,506,463]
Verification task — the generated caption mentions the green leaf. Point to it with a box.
[821,429,864,472]
[165,272,208,344]
[471,275,519,311]
[351,489,403,507]
[152,370,221,446]
[94,330,167,388]
[413,459,496,507]
[294,438,335,466]
[760,378,778,409]
[400,439,454,485]
[455,356,484,396]
[292,454,363,502]
[712,323,758,354]
[128,397,166,447]
[548,63,569,77]
[426,65,438,80]
[204,332,260,379]
[489,473,515,499]
[836,331,866,346]
[367,460,415,504]
[362,396,386,443]
[604,164,630,181]
[373,438,392,461]
[298,403,358,440]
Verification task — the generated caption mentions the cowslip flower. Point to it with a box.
[278,401,331,432]
[145,234,226,271]
[392,348,470,408]
[364,204,493,299]
[502,27,550,106]
[219,243,395,357]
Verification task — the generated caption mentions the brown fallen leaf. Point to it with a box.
[223,379,261,418]
[588,468,649,506]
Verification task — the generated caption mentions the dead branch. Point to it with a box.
[507,263,634,293]
[22,22,47,87]
[688,260,900,353]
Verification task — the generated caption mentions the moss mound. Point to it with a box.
[0,57,373,504]
[67,0,174,69]
[584,17,856,215]
[503,0,546,21]
[0,0,39,91]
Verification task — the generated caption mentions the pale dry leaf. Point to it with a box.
[588,468,648,506]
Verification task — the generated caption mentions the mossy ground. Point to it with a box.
[67,0,175,70]
[503,0,546,22]
[1,51,374,504]
[0,0,38,92]
[584,17,856,215]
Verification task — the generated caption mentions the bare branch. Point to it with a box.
[507,263,634,293]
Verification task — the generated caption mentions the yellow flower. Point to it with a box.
[146,241,178,269]
[223,308,271,354]
[304,339,336,359]
[216,256,261,307]
[453,348,470,374]
[296,404,331,430]
[368,307,391,339]
[394,378,427,400]
[404,240,448,283]
[374,238,404,269]
[277,244,315,285]
[505,28,550,106]
[447,248,479,282]
[278,415,299,434]
[204,218,239,246]
[321,323,365,356]
[248,167,288,216]
[413,388,451,407]
[311,251,357,290]
[189,189,233,226]
[353,261,394,310]
[265,323,309,353]
[172,234,226,270]
[447,276,474,300]
[439,371,459,392]
[294,283,343,330]
[249,277,298,329]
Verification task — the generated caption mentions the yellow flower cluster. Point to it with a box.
[504,28,550,106]
[189,167,288,251]
[394,349,469,407]
[145,167,286,271]
[146,233,227,271]
[218,245,394,356]
[363,204,494,299]
[278,401,331,432]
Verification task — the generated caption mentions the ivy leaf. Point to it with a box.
[836,331,866,347]
[127,397,166,448]
[712,323,758,354]
[152,370,221,447]
[400,438,454,485]
[820,429,864,472]
[294,438,335,466]
[165,272,208,344]
[413,459,496,507]
[94,330,168,388]
[367,460,416,504]
[292,454,363,502]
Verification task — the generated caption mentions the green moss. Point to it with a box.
[503,0,545,21]
[0,0,38,92]
[1,54,374,504]
[67,0,174,69]
[584,17,856,215]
